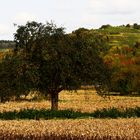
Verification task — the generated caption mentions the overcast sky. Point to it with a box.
[0,0,140,40]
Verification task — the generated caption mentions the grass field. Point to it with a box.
[0,90,140,112]
[0,90,140,139]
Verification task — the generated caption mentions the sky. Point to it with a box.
[0,0,140,40]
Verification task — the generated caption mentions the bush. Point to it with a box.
[0,109,89,120]
[0,107,140,120]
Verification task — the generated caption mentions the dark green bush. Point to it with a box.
[0,107,140,120]
[92,107,140,118]
[0,109,88,120]
[92,108,121,118]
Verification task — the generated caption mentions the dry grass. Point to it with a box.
[0,90,140,139]
[0,90,140,112]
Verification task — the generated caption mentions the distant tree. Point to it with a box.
[126,24,131,28]
[133,23,140,29]
[134,41,140,49]
[100,24,111,29]
[72,28,89,35]
[111,67,134,95]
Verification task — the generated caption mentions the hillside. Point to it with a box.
[96,25,140,48]
[93,25,140,95]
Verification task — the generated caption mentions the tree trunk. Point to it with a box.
[50,92,59,111]
[0,96,5,103]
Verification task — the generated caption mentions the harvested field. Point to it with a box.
[0,119,140,140]
[0,90,140,139]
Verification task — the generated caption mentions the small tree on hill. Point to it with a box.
[133,23,140,29]
[100,24,111,29]
[126,24,131,28]
[14,21,110,110]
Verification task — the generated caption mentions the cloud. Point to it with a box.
[14,12,37,24]
[89,0,139,15]
[81,0,140,29]
[0,24,10,35]
[0,24,14,40]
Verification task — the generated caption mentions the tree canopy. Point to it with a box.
[11,21,110,110]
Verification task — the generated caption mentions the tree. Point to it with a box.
[0,50,38,102]
[100,24,112,29]
[133,23,140,29]
[14,21,110,110]
[0,54,15,102]
[126,24,131,28]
